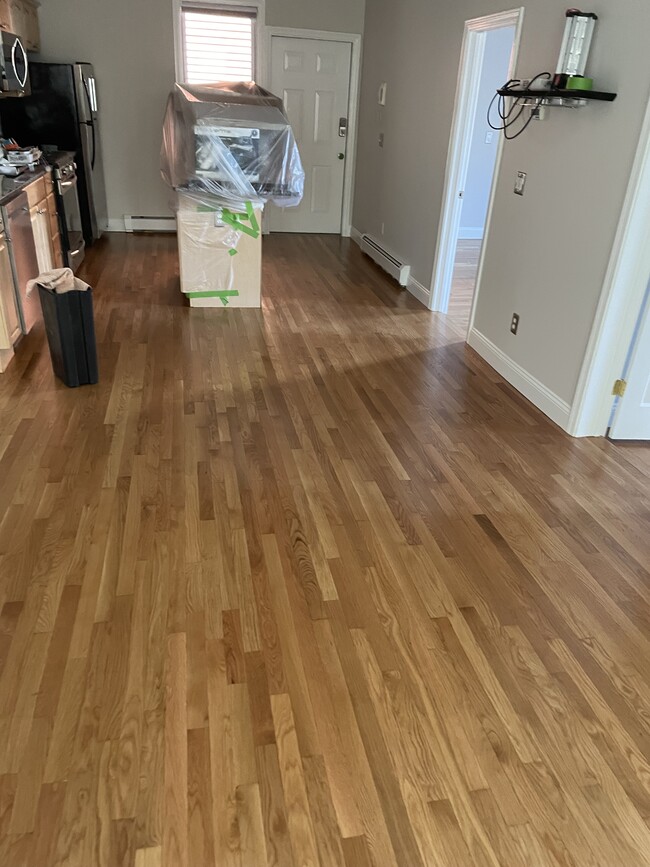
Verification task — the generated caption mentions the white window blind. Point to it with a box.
[181,7,255,84]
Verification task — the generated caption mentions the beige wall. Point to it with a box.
[353,0,649,409]
[38,0,365,225]
[266,0,365,34]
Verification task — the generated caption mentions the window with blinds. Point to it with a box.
[181,6,255,84]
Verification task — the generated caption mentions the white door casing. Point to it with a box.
[609,284,650,440]
[429,8,524,315]
[269,35,352,234]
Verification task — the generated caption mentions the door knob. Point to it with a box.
[338,153,345,160]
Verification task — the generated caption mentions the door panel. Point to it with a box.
[0,238,20,348]
[609,285,650,440]
[269,36,352,234]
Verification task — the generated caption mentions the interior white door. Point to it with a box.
[609,285,650,440]
[269,36,352,234]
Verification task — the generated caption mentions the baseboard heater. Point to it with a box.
[123,215,177,233]
[360,234,410,286]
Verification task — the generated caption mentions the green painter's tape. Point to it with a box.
[186,290,239,299]
[222,202,261,240]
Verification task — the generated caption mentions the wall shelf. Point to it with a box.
[497,87,617,107]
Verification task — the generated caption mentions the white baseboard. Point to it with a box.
[467,328,572,431]
[106,218,127,233]
[350,226,430,307]
[107,216,177,233]
[458,227,484,240]
[406,275,430,307]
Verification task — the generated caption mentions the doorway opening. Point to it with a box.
[429,8,524,329]
[450,26,515,324]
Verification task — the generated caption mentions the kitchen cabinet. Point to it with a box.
[0,0,40,52]
[30,201,52,273]
[0,231,21,343]
[28,173,64,274]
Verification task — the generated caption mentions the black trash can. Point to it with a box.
[37,284,99,387]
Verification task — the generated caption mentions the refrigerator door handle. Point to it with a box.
[11,37,28,89]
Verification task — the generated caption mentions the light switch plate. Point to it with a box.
[378,82,387,106]
[514,171,527,196]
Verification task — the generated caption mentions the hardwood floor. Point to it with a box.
[0,232,649,866]
[449,239,481,323]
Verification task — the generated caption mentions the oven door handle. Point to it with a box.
[60,179,78,189]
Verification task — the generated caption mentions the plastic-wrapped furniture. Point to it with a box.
[161,82,304,307]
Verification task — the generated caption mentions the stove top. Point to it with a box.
[44,150,76,170]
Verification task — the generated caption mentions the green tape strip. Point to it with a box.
[186,290,239,299]
[222,202,261,240]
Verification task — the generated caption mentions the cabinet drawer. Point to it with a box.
[44,171,54,195]
[26,178,47,209]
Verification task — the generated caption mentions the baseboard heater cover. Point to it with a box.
[123,215,177,233]
[360,234,410,286]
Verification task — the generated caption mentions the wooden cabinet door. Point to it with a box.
[0,0,11,32]
[30,201,54,274]
[0,236,21,348]
[22,0,39,50]
[8,0,26,39]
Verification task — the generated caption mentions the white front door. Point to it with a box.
[609,285,650,440]
[269,35,352,234]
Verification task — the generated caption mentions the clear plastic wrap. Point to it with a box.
[161,81,305,210]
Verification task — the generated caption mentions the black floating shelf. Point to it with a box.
[497,87,617,102]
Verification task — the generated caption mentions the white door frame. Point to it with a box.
[265,27,362,237]
[567,93,650,437]
[428,8,524,316]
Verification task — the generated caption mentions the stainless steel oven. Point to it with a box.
[49,153,85,272]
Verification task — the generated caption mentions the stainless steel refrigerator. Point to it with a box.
[0,61,108,246]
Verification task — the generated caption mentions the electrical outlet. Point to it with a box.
[511,313,520,335]
[485,130,494,144]
[514,171,527,196]
[378,132,385,148]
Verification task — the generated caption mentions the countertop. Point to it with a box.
[0,165,50,208]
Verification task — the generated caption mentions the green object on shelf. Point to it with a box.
[566,76,594,91]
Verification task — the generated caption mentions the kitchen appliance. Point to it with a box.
[554,10,598,90]
[162,82,304,206]
[0,62,108,246]
[0,30,29,96]
[47,151,85,272]
[2,191,40,334]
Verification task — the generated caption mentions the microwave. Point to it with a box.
[195,125,262,183]
[0,31,29,96]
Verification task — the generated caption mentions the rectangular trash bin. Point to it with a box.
[37,284,99,387]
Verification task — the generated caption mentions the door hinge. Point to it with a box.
[612,379,627,397]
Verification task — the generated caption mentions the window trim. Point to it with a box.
[172,0,265,86]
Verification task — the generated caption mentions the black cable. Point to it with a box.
[488,72,552,139]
